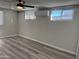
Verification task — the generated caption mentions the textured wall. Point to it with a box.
[18,7,79,53]
[0,9,18,37]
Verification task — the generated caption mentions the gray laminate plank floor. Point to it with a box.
[0,36,76,59]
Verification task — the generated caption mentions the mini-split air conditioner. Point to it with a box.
[35,10,49,16]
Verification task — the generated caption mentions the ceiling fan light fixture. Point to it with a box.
[17,6,23,9]
[17,3,24,10]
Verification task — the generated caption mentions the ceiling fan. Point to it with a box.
[16,0,35,10]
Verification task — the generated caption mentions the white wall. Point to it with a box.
[0,9,18,37]
[18,7,79,54]
[0,1,18,37]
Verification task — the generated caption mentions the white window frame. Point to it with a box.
[50,8,74,21]
[25,10,36,20]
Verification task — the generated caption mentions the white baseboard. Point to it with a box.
[0,34,18,39]
[19,34,76,56]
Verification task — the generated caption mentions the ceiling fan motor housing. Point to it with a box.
[17,3,24,8]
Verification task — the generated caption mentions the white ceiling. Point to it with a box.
[1,0,17,2]
[1,0,79,7]
[23,0,79,7]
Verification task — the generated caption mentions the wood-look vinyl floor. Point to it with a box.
[0,36,76,59]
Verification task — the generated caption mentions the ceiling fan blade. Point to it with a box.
[23,5,35,8]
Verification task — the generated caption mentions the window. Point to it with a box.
[25,11,30,19]
[50,9,74,21]
[0,11,3,25]
[25,10,36,20]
